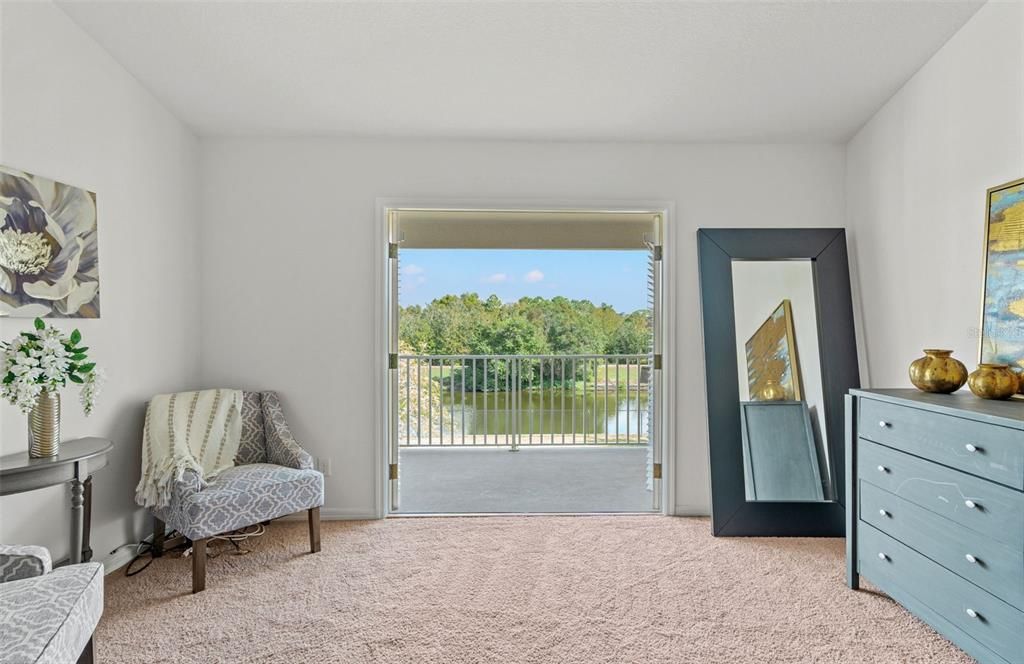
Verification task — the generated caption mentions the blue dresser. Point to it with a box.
[846,389,1024,664]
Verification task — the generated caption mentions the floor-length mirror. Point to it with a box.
[698,228,860,536]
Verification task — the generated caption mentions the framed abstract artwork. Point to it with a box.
[745,299,803,401]
[981,177,1024,388]
[0,166,100,318]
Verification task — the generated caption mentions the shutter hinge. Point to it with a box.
[388,242,399,259]
[388,463,399,480]
[653,354,663,370]
[652,463,662,480]
[652,245,663,261]
[388,353,398,369]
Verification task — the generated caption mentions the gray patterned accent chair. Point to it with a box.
[0,545,103,664]
[150,391,324,593]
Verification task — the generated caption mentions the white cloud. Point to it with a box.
[484,273,509,283]
[402,274,428,291]
[402,264,425,275]
[524,269,545,283]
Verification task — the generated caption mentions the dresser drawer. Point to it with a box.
[860,480,1024,607]
[860,523,1024,663]
[859,440,1024,548]
[858,397,1024,490]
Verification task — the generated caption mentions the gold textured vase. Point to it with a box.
[28,390,61,458]
[908,349,968,394]
[757,380,787,401]
[967,364,1020,401]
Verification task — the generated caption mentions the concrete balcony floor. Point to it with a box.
[396,445,655,514]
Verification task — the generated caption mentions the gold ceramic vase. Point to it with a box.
[908,349,968,394]
[757,380,787,401]
[28,390,61,458]
[967,364,1020,401]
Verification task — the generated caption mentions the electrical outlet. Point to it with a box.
[316,457,333,477]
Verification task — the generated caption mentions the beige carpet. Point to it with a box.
[99,516,972,663]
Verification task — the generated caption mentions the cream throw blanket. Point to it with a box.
[135,389,244,509]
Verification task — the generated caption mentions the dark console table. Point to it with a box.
[0,437,114,564]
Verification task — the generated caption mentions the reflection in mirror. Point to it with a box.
[731,260,833,503]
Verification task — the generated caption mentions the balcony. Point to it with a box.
[394,354,656,513]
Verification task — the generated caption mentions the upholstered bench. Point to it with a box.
[0,545,103,664]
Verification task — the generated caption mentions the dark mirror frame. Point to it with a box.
[697,228,860,536]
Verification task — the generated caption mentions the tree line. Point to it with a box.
[400,294,650,391]
[400,294,650,357]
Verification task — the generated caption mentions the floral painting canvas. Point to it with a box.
[981,177,1024,378]
[0,166,100,318]
[745,300,803,401]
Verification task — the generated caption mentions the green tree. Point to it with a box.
[398,305,430,353]
[606,312,651,357]
[593,304,623,342]
[467,314,549,389]
[399,294,646,390]
[421,294,483,354]
[474,314,548,356]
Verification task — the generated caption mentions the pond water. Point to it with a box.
[402,388,650,444]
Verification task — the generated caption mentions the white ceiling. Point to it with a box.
[57,1,983,142]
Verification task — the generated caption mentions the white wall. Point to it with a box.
[0,0,1013,555]
[0,2,201,564]
[846,0,1024,387]
[199,139,845,516]
[0,3,847,550]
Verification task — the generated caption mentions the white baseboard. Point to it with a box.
[277,507,379,521]
[673,504,710,517]
[323,507,379,520]
[99,544,139,576]
[98,506,379,575]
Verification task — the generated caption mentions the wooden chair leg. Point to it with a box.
[192,538,207,593]
[76,637,94,664]
[152,516,166,557]
[308,507,321,553]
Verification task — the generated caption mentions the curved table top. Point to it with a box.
[0,437,114,477]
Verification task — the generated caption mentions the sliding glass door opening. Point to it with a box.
[385,209,663,514]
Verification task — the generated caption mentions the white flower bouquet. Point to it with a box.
[2,317,103,415]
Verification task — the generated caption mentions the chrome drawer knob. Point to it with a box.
[964,500,978,509]
[878,552,889,561]
[879,509,890,518]
[877,465,889,473]
[965,608,979,619]
[965,554,978,564]
[965,443,979,453]
[878,420,890,428]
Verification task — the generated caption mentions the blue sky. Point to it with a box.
[399,249,648,313]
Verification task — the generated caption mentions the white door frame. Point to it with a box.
[372,197,677,518]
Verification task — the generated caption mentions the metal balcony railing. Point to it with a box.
[397,354,650,449]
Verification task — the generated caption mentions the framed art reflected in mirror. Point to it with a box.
[745,299,803,402]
